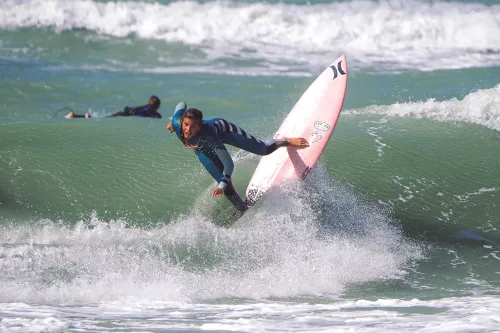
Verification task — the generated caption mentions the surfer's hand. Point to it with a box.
[167,121,174,133]
[212,188,224,197]
[286,137,309,148]
[213,188,224,197]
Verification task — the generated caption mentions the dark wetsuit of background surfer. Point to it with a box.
[171,102,289,212]
[110,105,162,118]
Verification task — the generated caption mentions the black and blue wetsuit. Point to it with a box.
[171,102,289,211]
[110,105,162,118]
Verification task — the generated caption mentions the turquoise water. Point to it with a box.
[1,0,500,332]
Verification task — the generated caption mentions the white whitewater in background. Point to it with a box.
[346,84,500,131]
[1,0,500,72]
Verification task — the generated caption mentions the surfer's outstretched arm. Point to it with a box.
[209,118,309,154]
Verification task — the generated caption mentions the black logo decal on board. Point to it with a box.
[329,60,346,80]
[301,166,312,180]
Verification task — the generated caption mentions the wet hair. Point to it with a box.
[181,108,203,148]
[148,95,161,109]
[182,108,203,123]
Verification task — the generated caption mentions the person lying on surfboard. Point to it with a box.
[166,102,309,212]
[65,95,162,119]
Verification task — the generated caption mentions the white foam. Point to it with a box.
[1,296,500,332]
[42,63,312,77]
[0,316,69,333]
[345,84,500,131]
[0,169,421,304]
[0,171,497,332]
[1,0,500,72]
[454,187,498,203]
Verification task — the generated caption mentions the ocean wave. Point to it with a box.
[345,84,500,131]
[1,0,500,72]
[0,172,420,303]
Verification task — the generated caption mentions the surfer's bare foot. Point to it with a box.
[285,137,309,148]
[85,113,91,118]
[65,112,75,119]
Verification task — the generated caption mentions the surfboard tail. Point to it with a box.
[245,186,267,206]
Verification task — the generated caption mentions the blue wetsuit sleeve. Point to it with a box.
[205,121,234,189]
[214,147,234,189]
[172,101,187,140]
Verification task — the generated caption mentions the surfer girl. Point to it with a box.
[65,95,162,119]
[167,102,309,212]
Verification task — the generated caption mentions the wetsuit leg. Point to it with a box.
[213,120,286,155]
[223,183,248,212]
[109,107,136,117]
[109,111,127,117]
[109,111,133,117]
[194,150,247,212]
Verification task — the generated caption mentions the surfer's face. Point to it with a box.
[182,117,201,139]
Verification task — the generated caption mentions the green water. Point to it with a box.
[1,0,500,330]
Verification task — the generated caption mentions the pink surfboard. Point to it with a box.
[245,55,348,205]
